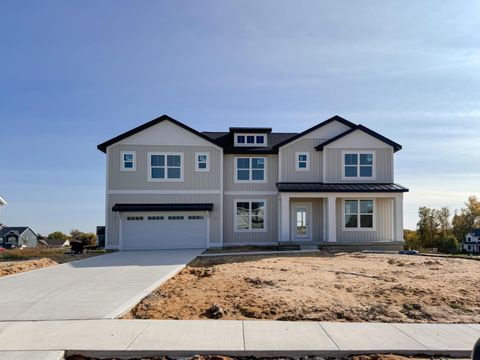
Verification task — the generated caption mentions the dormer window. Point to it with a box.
[234,133,267,146]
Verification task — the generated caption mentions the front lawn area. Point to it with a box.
[125,253,480,323]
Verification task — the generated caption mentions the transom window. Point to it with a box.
[168,216,184,220]
[127,216,144,221]
[148,153,183,181]
[235,133,267,146]
[147,216,164,220]
[121,151,136,171]
[236,157,266,182]
[235,200,266,231]
[195,152,210,172]
[296,152,310,171]
[343,152,374,178]
[188,215,204,220]
[344,200,374,229]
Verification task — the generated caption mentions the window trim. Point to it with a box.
[120,151,136,171]
[295,152,310,171]
[341,150,376,180]
[234,133,268,147]
[147,152,184,182]
[233,199,267,233]
[195,152,210,172]
[234,157,268,183]
[342,199,376,231]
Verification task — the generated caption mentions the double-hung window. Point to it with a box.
[236,157,266,182]
[343,151,375,179]
[235,200,266,231]
[148,152,183,181]
[344,199,374,230]
[121,151,136,171]
[295,152,310,171]
[195,152,210,172]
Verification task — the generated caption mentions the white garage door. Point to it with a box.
[121,212,208,250]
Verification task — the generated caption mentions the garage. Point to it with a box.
[113,203,213,250]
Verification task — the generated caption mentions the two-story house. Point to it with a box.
[462,229,480,253]
[97,115,408,250]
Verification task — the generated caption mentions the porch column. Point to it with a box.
[394,194,404,242]
[280,193,290,241]
[327,195,337,242]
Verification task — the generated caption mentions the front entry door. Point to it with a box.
[291,203,312,241]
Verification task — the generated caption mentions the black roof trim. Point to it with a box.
[276,182,409,193]
[229,127,272,133]
[112,203,214,212]
[315,125,402,152]
[97,115,220,153]
[272,115,356,149]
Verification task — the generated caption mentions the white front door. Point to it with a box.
[291,203,312,241]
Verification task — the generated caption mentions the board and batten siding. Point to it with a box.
[325,148,393,183]
[223,154,278,192]
[106,193,221,248]
[108,144,222,191]
[279,139,323,182]
[290,198,324,242]
[223,195,278,245]
[335,197,393,242]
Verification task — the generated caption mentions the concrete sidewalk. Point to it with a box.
[0,320,478,358]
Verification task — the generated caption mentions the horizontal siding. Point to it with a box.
[290,198,324,242]
[325,148,393,183]
[223,195,278,244]
[336,197,393,242]
[223,154,278,192]
[106,193,221,248]
[108,144,222,190]
[280,139,323,182]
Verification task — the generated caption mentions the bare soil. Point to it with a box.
[125,253,480,323]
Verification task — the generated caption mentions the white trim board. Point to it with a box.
[108,190,222,195]
[224,191,278,196]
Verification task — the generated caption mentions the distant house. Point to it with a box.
[0,226,38,248]
[462,229,480,253]
[39,238,70,247]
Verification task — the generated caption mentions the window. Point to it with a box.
[195,152,210,172]
[127,216,144,221]
[147,216,164,220]
[121,151,136,171]
[168,216,184,220]
[235,157,266,182]
[188,215,204,220]
[235,133,267,146]
[343,152,375,179]
[148,153,183,181]
[235,200,266,231]
[344,200,374,230]
[295,152,310,171]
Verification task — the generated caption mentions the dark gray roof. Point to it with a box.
[276,182,409,193]
[44,238,68,247]
[0,227,31,237]
[202,132,297,154]
[112,203,214,212]
[229,127,272,133]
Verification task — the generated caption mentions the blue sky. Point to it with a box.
[1,1,479,235]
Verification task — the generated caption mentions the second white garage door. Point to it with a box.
[121,212,208,250]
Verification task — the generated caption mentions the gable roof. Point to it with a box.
[272,115,356,150]
[0,227,33,238]
[315,124,402,152]
[97,115,221,153]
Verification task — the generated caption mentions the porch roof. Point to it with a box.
[276,182,409,193]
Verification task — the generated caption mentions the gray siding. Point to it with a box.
[106,193,221,248]
[19,229,38,248]
[108,144,222,190]
[280,139,323,182]
[223,195,278,244]
[325,148,393,183]
[223,154,278,192]
[336,197,393,242]
[290,198,324,242]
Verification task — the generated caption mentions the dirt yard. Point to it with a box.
[67,355,468,360]
[0,248,104,277]
[125,253,480,323]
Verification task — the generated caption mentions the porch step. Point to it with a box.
[300,244,319,250]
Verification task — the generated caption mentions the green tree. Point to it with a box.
[69,229,96,246]
[47,231,68,241]
[452,196,480,242]
[435,206,451,237]
[404,229,422,250]
[437,235,459,253]
[416,207,438,248]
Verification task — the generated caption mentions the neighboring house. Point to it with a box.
[462,229,480,253]
[0,226,38,248]
[96,226,105,248]
[97,115,408,250]
[39,238,70,247]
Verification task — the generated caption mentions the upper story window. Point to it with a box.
[234,133,267,147]
[295,152,310,171]
[148,152,183,182]
[195,152,210,172]
[343,151,375,179]
[121,151,136,171]
[344,199,374,230]
[235,157,266,182]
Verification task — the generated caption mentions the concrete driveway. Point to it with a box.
[0,249,202,321]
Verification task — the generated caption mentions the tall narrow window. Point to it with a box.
[295,152,310,171]
[343,152,374,179]
[195,152,210,172]
[235,200,266,231]
[344,199,374,229]
[148,153,183,181]
[121,151,136,171]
